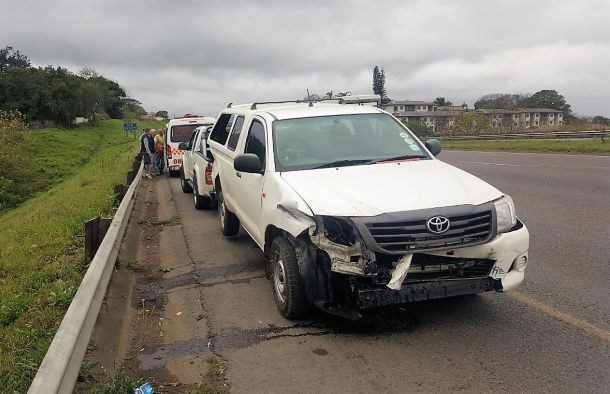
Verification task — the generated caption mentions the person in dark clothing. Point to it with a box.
[139,128,154,179]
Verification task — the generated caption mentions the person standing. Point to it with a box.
[153,128,165,175]
[139,128,154,179]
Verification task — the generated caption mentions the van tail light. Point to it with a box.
[205,166,213,185]
[166,145,172,159]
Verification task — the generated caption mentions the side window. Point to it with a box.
[226,116,245,151]
[244,120,266,168]
[189,130,199,149]
[209,113,235,145]
[199,131,207,154]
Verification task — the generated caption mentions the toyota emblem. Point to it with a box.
[426,216,451,234]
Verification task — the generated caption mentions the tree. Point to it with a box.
[372,66,387,100]
[155,110,169,118]
[592,116,610,125]
[403,120,431,137]
[450,111,491,135]
[122,97,146,115]
[523,89,571,114]
[78,66,99,79]
[474,93,529,110]
[0,46,31,71]
[434,97,453,106]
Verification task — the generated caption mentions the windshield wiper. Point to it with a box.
[312,159,375,169]
[372,154,428,163]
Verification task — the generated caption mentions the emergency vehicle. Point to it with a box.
[165,115,215,176]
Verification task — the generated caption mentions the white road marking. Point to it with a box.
[509,291,610,343]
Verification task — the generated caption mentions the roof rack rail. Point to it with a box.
[250,100,309,110]
[338,95,381,105]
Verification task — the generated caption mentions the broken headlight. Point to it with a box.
[494,195,517,233]
[322,216,356,246]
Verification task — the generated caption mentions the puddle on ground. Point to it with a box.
[136,306,424,371]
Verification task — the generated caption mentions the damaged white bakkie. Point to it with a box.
[207,96,530,319]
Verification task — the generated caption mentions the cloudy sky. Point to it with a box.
[3,0,609,117]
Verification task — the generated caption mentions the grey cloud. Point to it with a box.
[2,0,609,116]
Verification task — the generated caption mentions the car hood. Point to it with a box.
[280,159,503,217]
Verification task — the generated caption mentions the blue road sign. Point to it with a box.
[123,122,137,131]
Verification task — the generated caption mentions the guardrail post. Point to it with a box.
[126,170,135,185]
[84,217,112,262]
[113,184,128,204]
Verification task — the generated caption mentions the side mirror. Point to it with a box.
[178,142,191,151]
[425,139,441,157]
[234,153,263,174]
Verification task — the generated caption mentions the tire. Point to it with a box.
[217,189,239,236]
[193,176,211,210]
[169,169,179,177]
[270,236,311,319]
[180,168,193,193]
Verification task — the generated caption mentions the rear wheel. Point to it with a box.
[217,189,239,236]
[180,168,193,193]
[169,169,179,177]
[193,176,211,210]
[270,236,311,319]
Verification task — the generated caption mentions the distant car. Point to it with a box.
[179,125,215,209]
[165,116,215,176]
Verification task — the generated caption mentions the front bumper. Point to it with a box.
[425,220,529,292]
[358,278,495,308]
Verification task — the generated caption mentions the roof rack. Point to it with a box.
[233,95,382,111]
[338,94,381,105]
[250,100,312,110]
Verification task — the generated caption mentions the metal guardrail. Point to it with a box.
[437,130,610,141]
[28,163,143,394]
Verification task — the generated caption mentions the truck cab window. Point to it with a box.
[244,120,266,168]
[226,116,245,151]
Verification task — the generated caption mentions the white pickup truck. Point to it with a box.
[179,125,215,209]
[207,99,529,319]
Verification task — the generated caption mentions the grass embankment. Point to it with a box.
[0,119,163,392]
[442,138,610,154]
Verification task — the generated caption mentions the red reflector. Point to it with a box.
[205,166,213,185]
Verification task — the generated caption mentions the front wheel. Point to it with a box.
[217,189,239,236]
[180,168,193,193]
[270,236,311,319]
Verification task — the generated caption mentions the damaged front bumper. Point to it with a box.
[305,217,529,311]
[357,277,496,308]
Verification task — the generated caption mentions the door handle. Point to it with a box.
[236,171,241,178]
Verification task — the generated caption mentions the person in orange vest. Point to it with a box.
[153,128,165,175]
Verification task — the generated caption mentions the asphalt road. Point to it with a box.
[101,151,609,393]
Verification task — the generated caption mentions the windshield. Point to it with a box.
[170,124,204,143]
[272,113,428,172]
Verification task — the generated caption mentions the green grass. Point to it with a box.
[0,119,163,392]
[441,138,610,154]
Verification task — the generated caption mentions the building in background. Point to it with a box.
[383,99,563,134]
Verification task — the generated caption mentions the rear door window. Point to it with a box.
[209,113,235,145]
[171,124,201,143]
[244,120,266,168]
[226,116,245,151]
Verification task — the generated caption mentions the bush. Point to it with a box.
[403,120,432,138]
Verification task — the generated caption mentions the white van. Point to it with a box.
[165,116,215,176]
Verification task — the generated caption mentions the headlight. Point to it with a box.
[494,195,517,233]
